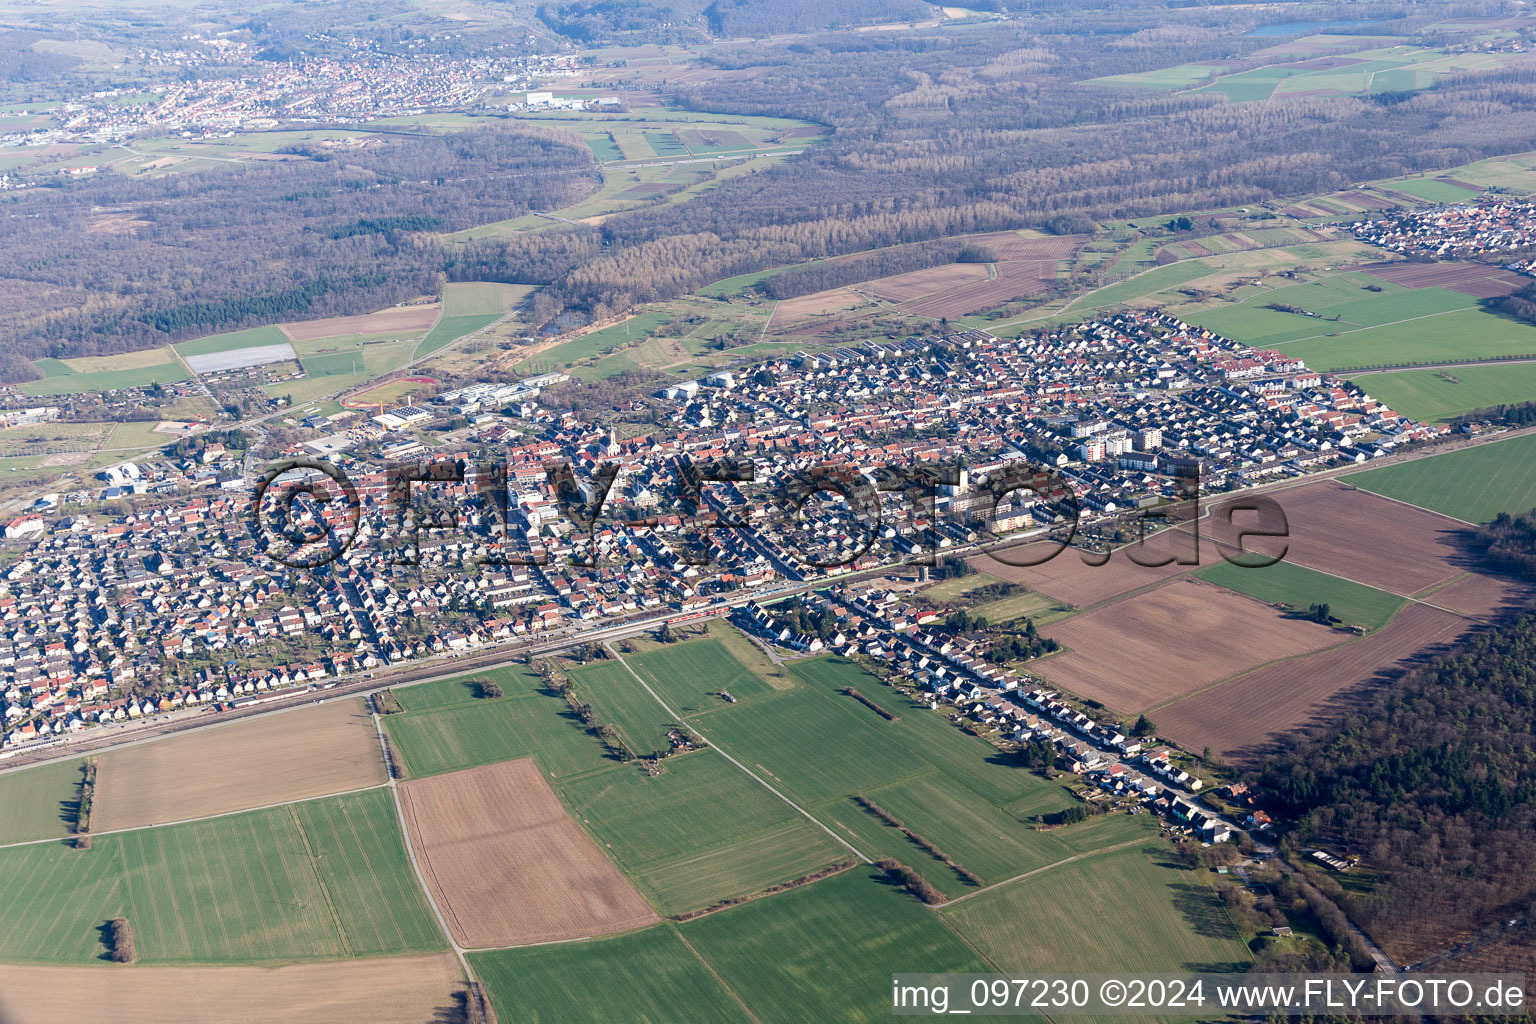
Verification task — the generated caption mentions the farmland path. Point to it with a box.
[604,642,872,864]
[935,834,1159,909]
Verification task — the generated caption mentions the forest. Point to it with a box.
[0,127,596,382]
[1259,586,1536,954]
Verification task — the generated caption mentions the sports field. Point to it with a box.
[1345,432,1536,523]
[560,750,848,915]
[1347,363,1536,422]
[1194,559,1406,632]
[679,868,992,1024]
[940,843,1250,974]
[472,925,752,1024]
[0,758,85,845]
[0,788,442,964]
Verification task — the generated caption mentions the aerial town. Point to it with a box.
[0,310,1443,752]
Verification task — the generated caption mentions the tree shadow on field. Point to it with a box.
[93,921,115,962]
[427,991,470,1023]
[58,794,81,831]
[1170,882,1241,942]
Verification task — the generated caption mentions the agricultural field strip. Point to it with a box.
[0,781,391,852]
[374,716,472,973]
[604,643,870,864]
[936,834,1161,909]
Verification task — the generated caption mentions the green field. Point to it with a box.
[413,312,502,360]
[383,684,607,780]
[1089,64,1220,90]
[472,924,753,1024]
[1350,363,1536,422]
[1276,307,1536,371]
[172,325,291,357]
[19,362,190,396]
[626,639,775,716]
[519,312,676,373]
[568,658,682,755]
[940,843,1249,974]
[1386,178,1483,203]
[0,788,442,964]
[0,758,85,845]
[680,867,994,1024]
[560,750,848,915]
[1345,432,1536,523]
[393,663,540,712]
[441,281,528,318]
[286,338,417,402]
[1195,559,1406,630]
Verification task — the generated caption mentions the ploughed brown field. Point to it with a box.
[1154,604,1471,761]
[972,503,1211,607]
[864,262,991,303]
[280,305,441,342]
[0,954,465,1024]
[399,758,658,948]
[958,231,1088,262]
[899,260,1060,318]
[1362,259,1530,299]
[1034,578,1339,713]
[93,698,387,833]
[768,287,871,328]
[1267,480,1473,596]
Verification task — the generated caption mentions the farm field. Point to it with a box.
[625,637,775,716]
[398,759,658,948]
[1349,362,1536,422]
[683,867,993,1024]
[172,325,291,357]
[413,312,501,360]
[1194,559,1406,633]
[1257,480,1475,595]
[1276,307,1536,371]
[0,954,466,1024]
[92,698,387,832]
[1155,603,1471,761]
[382,682,606,780]
[0,788,442,964]
[567,658,680,755]
[517,311,675,373]
[969,535,1206,608]
[0,757,85,845]
[393,663,541,712]
[473,925,752,1024]
[1345,431,1536,523]
[940,843,1249,974]
[1035,578,1339,713]
[559,749,848,916]
[18,360,190,396]
[279,305,440,343]
[441,281,529,317]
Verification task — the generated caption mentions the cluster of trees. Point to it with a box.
[758,240,984,301]
[876,858,946,905]
[1,127,596,382]
[1473,508,1536,577]
[1459,399,1536,428]
[1258,609,1536,954]
[107,918,135,964]
[74,760,97,850]
[987,619,1060,663]
[164,430,248,460]
[1498,281,1536,325]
